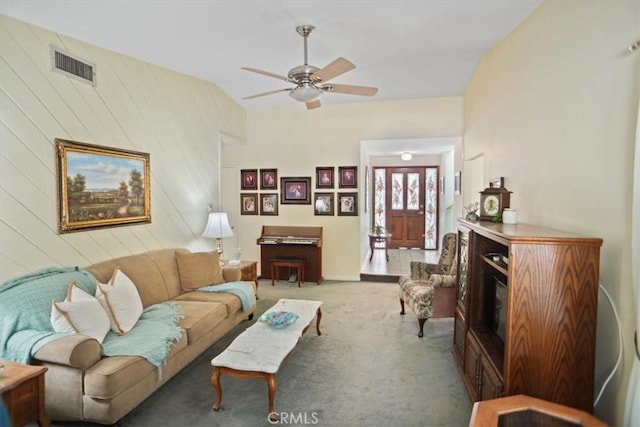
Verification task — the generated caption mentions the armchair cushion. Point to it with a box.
[409,232,458,279]
[428,274,457,287]
[409,261,448,279]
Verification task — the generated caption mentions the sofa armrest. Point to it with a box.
[222,266,242,282]
[33,335,101,370]
[429,274,457,288]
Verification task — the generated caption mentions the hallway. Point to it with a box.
[360,247,439,281]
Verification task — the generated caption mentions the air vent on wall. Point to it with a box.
[51,47,96,85]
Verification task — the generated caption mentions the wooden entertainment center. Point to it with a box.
[453,219,602,413]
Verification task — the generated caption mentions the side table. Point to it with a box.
[0,359,50,427]
[224,260,259,298]
[368,232,392,262]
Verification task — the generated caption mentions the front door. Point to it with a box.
[386,167,427,249]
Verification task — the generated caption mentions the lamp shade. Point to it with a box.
[400,152,413,161]
[201,212,233,239]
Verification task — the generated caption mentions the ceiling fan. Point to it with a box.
[242,25,378,110]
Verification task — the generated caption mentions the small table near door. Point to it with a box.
[0,359,50,427]
[368,232,392,262]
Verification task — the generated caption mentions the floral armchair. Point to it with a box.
[398,232,458,337]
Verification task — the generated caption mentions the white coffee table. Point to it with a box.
[210,298,323,419]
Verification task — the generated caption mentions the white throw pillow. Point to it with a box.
[96,268,143,335]
[50,281,111,343]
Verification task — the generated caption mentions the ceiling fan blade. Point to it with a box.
[322,83,378,96]
[241,67,289,82]
[306,100,322,110]
[243,88,290,100]
[311,57,355,82]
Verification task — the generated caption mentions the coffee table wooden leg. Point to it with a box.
[316,308,322,335]
[211,367,222,411]
[267,373,277,420]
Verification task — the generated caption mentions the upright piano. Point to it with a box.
[257,225,323,283]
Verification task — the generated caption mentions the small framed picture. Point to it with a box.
[315,166,334,189]
[489,177,505,188]
[314,193,334,216]
[240,193,258,215]
[281,177,312,204]
[260,193,278,215]
[338,166,357,188]
[338,192,358,216]
[260,169,278,190]
[241,169,258,190]
[454,171,462,195]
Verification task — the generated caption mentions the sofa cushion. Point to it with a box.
[85,356,156,400]
[85,249,188,307]
[173,290,242,315]
[173,300,227,344]
[84,333,188,400]
[96,269,143,335]
[175,251,225,292]
[51,281,111,343]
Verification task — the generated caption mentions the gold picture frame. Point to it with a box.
[56,139,151,234]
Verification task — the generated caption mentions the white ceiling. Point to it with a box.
[0,0,541,111]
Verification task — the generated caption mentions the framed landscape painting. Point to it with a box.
[56,138,151,233]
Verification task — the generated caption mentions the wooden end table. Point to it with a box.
[0,360,50,427]
[224,259,259,298]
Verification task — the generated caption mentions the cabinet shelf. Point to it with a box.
[480,255,508,277]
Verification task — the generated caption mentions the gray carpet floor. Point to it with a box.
[49,280,472,427]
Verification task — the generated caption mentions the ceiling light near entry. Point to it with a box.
[401,152,412,161]
[289,85,322,102]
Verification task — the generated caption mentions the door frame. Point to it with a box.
[371,165,440,250]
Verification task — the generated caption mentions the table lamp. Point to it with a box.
[201,212,234,265]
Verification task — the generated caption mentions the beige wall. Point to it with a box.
[0,15,245,282]
[223,98,463,279]
[463,1,639,424]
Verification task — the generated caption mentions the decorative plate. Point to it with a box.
[259,311,299,329]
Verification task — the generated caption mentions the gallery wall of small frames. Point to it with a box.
[240,167,358,216]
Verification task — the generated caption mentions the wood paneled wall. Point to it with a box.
[0,15,245,282]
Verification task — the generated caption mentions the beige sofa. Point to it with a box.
[30,248,255,424]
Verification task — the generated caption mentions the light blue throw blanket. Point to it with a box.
[1,267,96,362]
[1,267,183,372]
[198,281,256,312]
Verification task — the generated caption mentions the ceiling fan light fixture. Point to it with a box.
[401,152,413,161]
[289,85,322,103]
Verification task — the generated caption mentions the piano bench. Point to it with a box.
[270,258,305,287]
